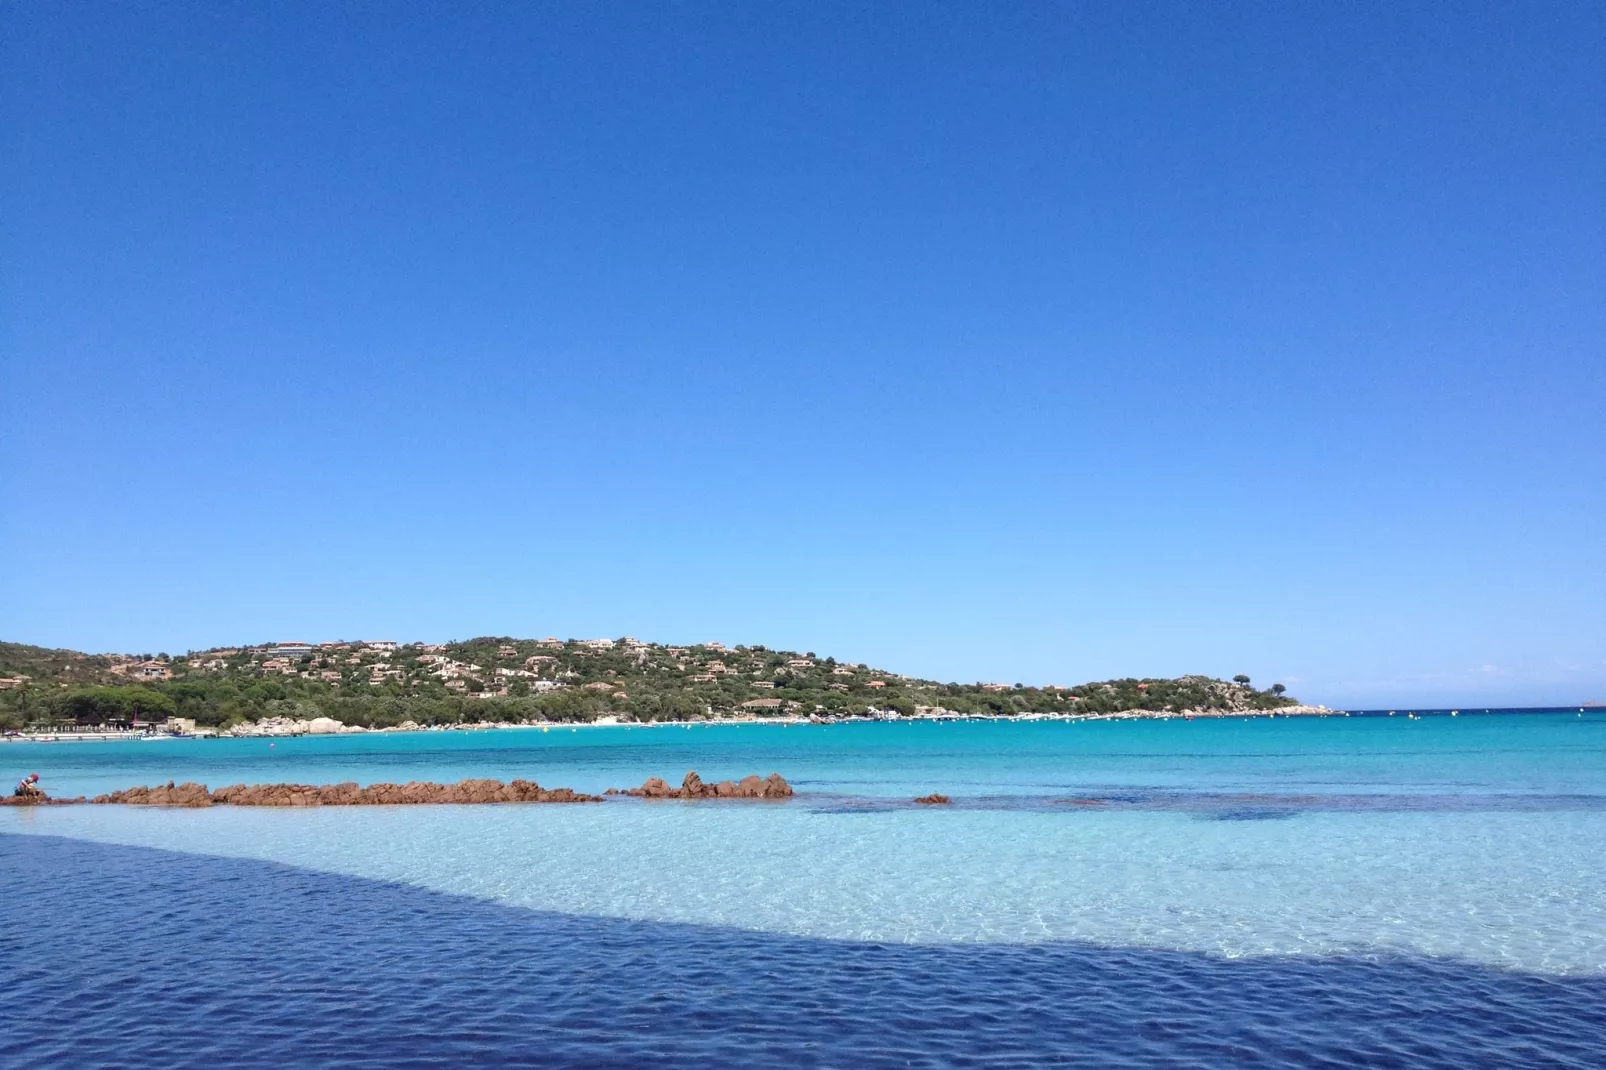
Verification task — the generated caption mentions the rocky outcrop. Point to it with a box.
[49,772,793,806]
[213,778,599,806]
[87,778,602,806]
[2,792,86,806]
[610,771,792,799]
[93,781,214,806]
[913,793,951,805]
[224,716,369,738]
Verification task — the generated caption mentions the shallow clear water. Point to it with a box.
[12,711,1606,797]
[4,714,1605,1065]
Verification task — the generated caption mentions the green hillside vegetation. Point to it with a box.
[0,637,1298,731]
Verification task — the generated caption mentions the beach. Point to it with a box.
[2,702,1345,744]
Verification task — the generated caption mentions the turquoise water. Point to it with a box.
[12,712,1605,798]
[5,714,1605,974]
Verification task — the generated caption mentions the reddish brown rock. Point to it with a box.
[82,772,795,807]
[2,792,86,806]
[94,781,213,807]
[913,793,952,805]
[623,771,793,799]
[96,778,603,807]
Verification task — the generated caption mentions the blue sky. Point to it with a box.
[3,2,1602,708]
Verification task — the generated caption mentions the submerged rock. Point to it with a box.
[913,793,952,805]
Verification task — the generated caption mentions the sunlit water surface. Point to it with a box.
[4,714,1605,1066]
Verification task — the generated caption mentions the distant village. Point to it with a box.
[0,636,1304,733]
[75,636,951,716]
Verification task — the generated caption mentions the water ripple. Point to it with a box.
[3,834,1603,1068]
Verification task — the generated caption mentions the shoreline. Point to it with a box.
[5,704,1588,745]
[1,705,1348,743]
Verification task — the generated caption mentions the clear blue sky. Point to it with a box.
[3,2,1602,708]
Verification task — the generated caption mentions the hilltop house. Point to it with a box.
[430,660,482,681]
[268,643,314,658]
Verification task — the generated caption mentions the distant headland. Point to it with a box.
[0,636,1309,737]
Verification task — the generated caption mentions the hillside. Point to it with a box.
[0,636,1298,730]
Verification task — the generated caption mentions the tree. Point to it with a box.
[1233,674,1251,685]
[1271,683,1287,696]
[55,686,177,725]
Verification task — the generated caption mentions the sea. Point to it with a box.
[3,711,1603,1067]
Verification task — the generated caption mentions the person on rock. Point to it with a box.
[13,772,44,798]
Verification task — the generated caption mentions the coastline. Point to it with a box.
[7,704,1342,743]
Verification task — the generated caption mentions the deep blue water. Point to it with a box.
[4,833,1604,1069]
